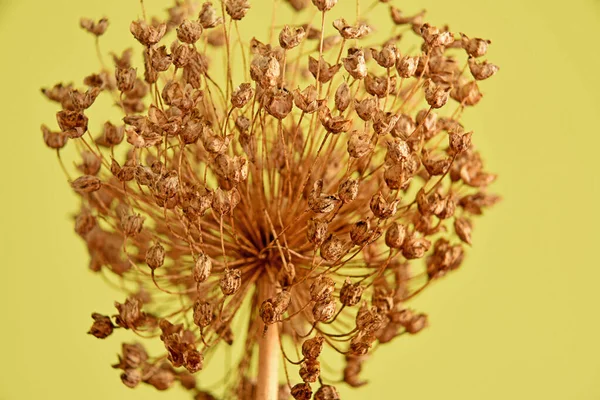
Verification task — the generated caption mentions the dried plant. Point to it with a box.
[41,0,499,399]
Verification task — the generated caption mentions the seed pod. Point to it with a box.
[454,217,473,244]
[451,80,482,106]
[370,192,400,219]
[308,180,341,214]
[314,385,341,400]
[396,55,419,78]
[193,300,214,328]
[211,187,241,215]
[57,110,88,138]
[121,369,142,388]
[338,177,358,203]
[312,296,336,322]
[279,25,306,49]
[354,97,377,121]
[320,234,348,262]
[75,210,96,237]
[299,358,321,383]
[88,313,114,338]
[259,299,277,325]
[41,125,68,149]
[391,114,416,138]
[199,2,223,28]
[385,222,406,249]
[309,275,335,301]
[333,19,371,40]
[349,331,375,355]
[406,313,428,334]
[342,48,367,80]
[402,232,431,259]
[264,88,294,119]
[371,43,397,68]
[193,253,212,283]
[291,383,313,400]
[80,17,109,36]
[355,303,385,333]
[273,291,292,314]
[311,0,337,12]
[308,56,341,84]
[307,217,329,246]
[71,175,101,193]
[135,165,155,186]
[468,57,499,80]
[334,81,351,112]
[302,335,324,359]
[146,242,165,270]
[177,20,203,44]
[150,46,172,72]
[102,121,124,145]
[461,33,491,57]
[116,67,136,92]
[293,85,319,113]
[365,73,396,98]
[347,131,373,159]
[226,0,250,20]
[318,105,352,134]
[130,20,167,47]
[340,277,363,306]
[350,220,371,246]
[184,348,204,373]
[231,83,254,108]
[121,213,144,236]
[424,79,450,109]
[373,111,399,136]
[449,131,473,154]
[219,268,242,295]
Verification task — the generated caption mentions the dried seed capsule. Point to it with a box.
[231,83,254,108]
[334,81,351,112]
[371,43,397,68]
[385,222,406,249]
[57,110,88,138]
[308,180,341,214]
[449,130,473,154]
[299,358,321,383]
[226,0,250,20]
[193,253,212,283]
[343,48,367,80]
[340,278,363,306]
[146,242,165,270]
[121,214,144,236]
[80,17,109,36]
[402,232,431,259]
[370,192,400,219]
[121,369,142,388]
[451,80,482,106]
[349,331,375,355]
[350,220,371,247]
[354,97,377,121]
[347,131,373,159]
[310,275,335,301]
[291,383,313,400]
[293,85,319,113]
[130,20,167,46]
[183,348,204,373]
[302,335,324,359]
[279,25,306,49]
[219,268,241,295]
[264,88,294,119]
[193,300,214,328]
[75,210,96,237]
[307,217,329,246]
[71,175,101,193]
[145,366,176,390]
[199,2,223,28]
[311,0,337,12]
[454,217,473,244]
[318,105,352,134]
[41,125,68,149]
[406,313,428,334]
[259,299,277,325]
[320,234,348,262]
[116,67,136,92]
[468,57,499,80]
[338,177,358,203]
[424,79,450,109]
[177,20,203,44]
[461,33,491,57]
[333,19,371,40]
[396,55,419,78]
[312,296,336,322]
[88,313,114,339]
[314,385,341,400]
[308,56,341,83]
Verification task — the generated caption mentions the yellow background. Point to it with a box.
[1,0,599,398]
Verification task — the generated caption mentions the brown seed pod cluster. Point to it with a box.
[41,0,499,398]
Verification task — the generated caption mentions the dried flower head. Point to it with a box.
[42,1,499,398]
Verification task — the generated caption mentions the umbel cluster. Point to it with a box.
[41,0,499,399]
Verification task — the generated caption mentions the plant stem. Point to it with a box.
[256,276,280,400]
